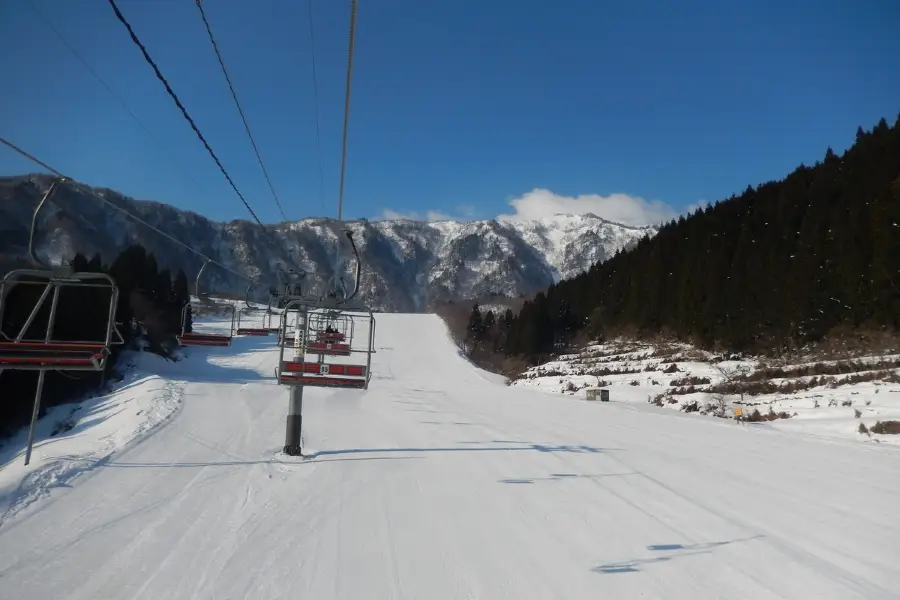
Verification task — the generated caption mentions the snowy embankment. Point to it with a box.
[0,315,237,527]
[512,339,900,445]
[0,351,185,527]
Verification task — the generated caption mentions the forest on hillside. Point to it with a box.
[0,245,193,438]
[463,116,900,364]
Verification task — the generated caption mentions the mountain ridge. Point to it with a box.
[0,174,657,311]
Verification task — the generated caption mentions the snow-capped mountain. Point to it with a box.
[0,175,656,311]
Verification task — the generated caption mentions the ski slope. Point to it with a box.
[1,314,899,599]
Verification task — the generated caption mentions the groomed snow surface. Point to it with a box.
[1,314,899,599]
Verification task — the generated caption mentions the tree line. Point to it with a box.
[479,115,900,363]
[0,244,193,438]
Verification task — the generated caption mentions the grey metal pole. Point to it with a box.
[284,386,303,455]
[23,371,47,466]
[24,283,61,465]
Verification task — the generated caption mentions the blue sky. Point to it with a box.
[1,0,898,227]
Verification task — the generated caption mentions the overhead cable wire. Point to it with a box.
[106,0,269,231]
[336,0,358,223]
[22,0,205,195]
[0,135,262,285]
[193,0,288,223]
[306,0,326,216]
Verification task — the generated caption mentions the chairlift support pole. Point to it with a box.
[23,282,61,465]
[281,301,306,455]
[285,386,303,455]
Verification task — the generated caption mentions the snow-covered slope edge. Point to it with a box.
[0,350,187,527]
[512,339,900,446]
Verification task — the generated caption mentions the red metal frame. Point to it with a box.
[178,298,234,347]
[0,341,108,368]
[278,360,368,388]
[278,375,366,388]
[236,327,269,336]
[177,332,231,347]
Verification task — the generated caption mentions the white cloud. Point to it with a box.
[496,188,679,227]
[376,206,472,222]
[456,204,477,218]
[377,189,685,227]
[683,199,712,215]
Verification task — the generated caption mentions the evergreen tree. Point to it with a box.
[467,304,483,346]
[502,116,900,359]
[482,310,496,338]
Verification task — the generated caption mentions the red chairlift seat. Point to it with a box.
[178,294,235,347]
[236,299,273,337]
[177,332,232,347]
[236,327,270,336]
[278,360,368,389]
[306,340,351,356]
[0,340,110,369]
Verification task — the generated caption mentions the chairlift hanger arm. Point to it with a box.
[195,260,210,298]
[28,177,66,270]
[343,229,362,303]
[245,283,254,309]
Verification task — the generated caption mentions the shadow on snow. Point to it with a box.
[592,536,764,574]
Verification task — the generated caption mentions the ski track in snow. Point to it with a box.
[0,314,899,599]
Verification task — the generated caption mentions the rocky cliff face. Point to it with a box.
[0,175,656,311]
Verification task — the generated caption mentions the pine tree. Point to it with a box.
[482,310,496,344]
[467,304,483,346]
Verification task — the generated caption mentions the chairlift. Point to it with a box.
[0,177,124,464]
[307,311,352,356]
[176,260,234,347]
[277,304,374,388]
[276,231,375,390]
[236,285,271,336]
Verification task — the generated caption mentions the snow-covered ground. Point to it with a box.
[1,316,899,599]
[512,339,900,446]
